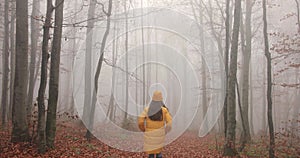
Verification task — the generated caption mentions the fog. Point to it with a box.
[0,0,299,153]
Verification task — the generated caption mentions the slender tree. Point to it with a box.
[224,0,230,138]
[11,0,30,142]
[107,16,118,122]
[27,0,40,118]
[46,0,64,148]
[8,0,16,121]
[263,0,275,157]
[124,0,129,120]
[1,0,9,127]
[190,0,207,126]
[240,0,253,148]
[262,60,267,134]
[224,0,242,156]
[83,0,96,139]
[37,0,53,153]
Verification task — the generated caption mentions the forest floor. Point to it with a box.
[0,119,299,158]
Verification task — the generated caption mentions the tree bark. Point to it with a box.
[27,0,40,118]
[223,0,241,156]
[262,60,267,134]
[262,0,275,157]
[11,0,30,142]
[37,0,53,153]
[124,0,129,120]
[8,0,16,121]
[240,0,252,147]
[224,0,230,138]
[1,0,9,127]
[46,0,64,148]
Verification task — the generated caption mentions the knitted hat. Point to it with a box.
[152,90,163,101]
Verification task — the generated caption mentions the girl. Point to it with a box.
[138,91,172,158]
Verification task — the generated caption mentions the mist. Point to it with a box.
[0,0,299,157]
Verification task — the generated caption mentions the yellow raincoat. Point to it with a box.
[138,106,172,154]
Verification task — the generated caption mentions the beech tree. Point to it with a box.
[224,0,241,156]
[263,0,275,157]
[9,0,16,122]
[46,0,64,148]
[27,0,40,118]
[240,0,253,149]
[37,0,53,153]
[11,0,30,142]
[1,0,9,127]
[83,0,96,139]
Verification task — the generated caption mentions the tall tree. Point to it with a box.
[11,0,30,142]
[86,0,113,140]
[9,0,16,121]
[46,0,64,148]
[124,0,129,120]
[83,0,96,139]
[1,0,9,127]
[27,0,40,118]
[263,0,275,157]
[240,0,252,147]
[224,0,242,156]
[224,0,230,138]
[107,0,119,122]
[107,14,118,122]
[37,0,53,153]
[66,0,78,115]
[190,0,207,126]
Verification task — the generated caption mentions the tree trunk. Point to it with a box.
[240,0,252,147]
[263,0,275,157]
[27,0,40,118]
[199,0,207,126]
[262,60,267,134]
[107,3,119,122]
[11,0,30,142]
[190,0,207,128]
[223,0,241,156]
[86,0,113,140]
[83,0,96,139]
[224,0,230,138]
[249,65,255,136]
[82,0,96,139]
[68,0,78,115]
[1,0,9,127]
[124,0,129,120]
[46,0,64,148]
[8,0,16,121]
[236,78,247,152]
[37,0,53,153]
